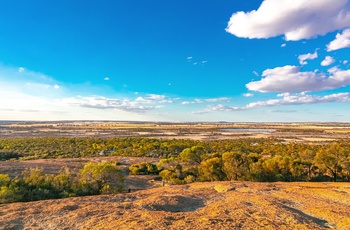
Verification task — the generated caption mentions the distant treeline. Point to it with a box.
[1,137,350,183]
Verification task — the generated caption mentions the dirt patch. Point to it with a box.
[138,195,204,212]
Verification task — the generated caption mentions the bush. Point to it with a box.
[129,162,158,175]
[79,161,124,194]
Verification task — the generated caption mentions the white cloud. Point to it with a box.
[201,92,350,113]
[104,77,110,81]
[187,56,193,60]
[327,29,350,51]
[243,93,254,97]
[226,0,350,41]
[205,97,231,102]
[18,67,25,72]
[246,92,350,109]
[135,94,172,103]
[321,56,335,66]
[181,97,231,105]
[62,94,173,113]
[298,50,318,65]
[281,43,286,47]
[252,71,259,76]
[62,96,153,113]
[54,84,60,89]
[246,65,350,93]
[344,60,349,64]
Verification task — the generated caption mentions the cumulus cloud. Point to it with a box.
[54,84,60,89]
[298,50,318,65]
[327,29,350,51]
[200,92,350,113]
[246,65,350,93]
[226,0,350,41]
[321,56,335,66]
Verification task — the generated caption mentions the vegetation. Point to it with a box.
[1,136,350,195]
[129,162,158,175]
[0,161,124,204]
[156,141,350,184]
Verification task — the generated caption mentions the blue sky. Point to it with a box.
[1,0,350,122]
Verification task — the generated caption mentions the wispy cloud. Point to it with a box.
[135,94,172,103]
[62,94,172,113]
[243,93,254,97]
[226,0,350,41]
[270,110,297,113]
[182,97,231,105]
[246,65,350,93]
[104,77,110,81]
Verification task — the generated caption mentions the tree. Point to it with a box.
[179,146,206,165]
[129,162,158,175]
[314,143,348,182]
[52,167,75,197]
[199,157,226,182]
[79,161,124,194]
[222,152,250,181]
[0,174,10,187]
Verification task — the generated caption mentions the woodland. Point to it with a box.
[1,136,350,203]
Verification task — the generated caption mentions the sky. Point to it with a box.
[1,0,350,122]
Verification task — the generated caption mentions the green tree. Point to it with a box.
[222,152,250,181]
[129,162,158,175]
[79,161,124,194]
[199,157,226,182]
[0,174,10,187]
[314,143,348,182]
[179,146,206,165]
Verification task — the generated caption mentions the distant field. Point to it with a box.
[1,121,349,142]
